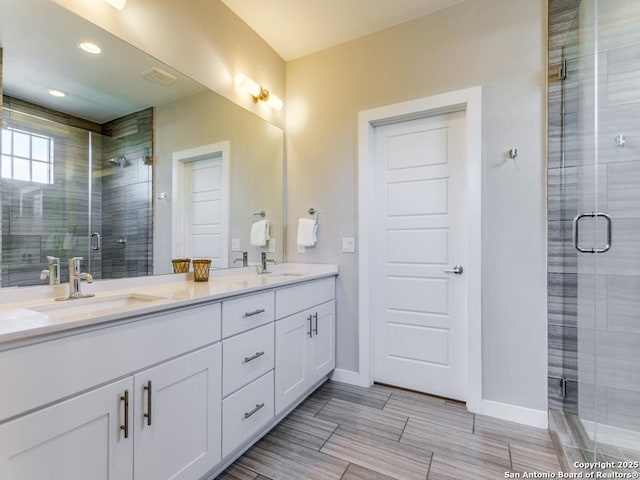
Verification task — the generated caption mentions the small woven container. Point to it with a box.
[192,259,212,282]
[171,258,191,273]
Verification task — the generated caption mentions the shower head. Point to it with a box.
[108,156,127,167]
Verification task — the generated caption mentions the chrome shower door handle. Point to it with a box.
[91,232,101,251]
[444,265,464,275]
[595,212,612,253]
[572,212,612,254]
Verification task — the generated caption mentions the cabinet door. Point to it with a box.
[309,300,336,384]
[134,344,222,480]
[0,378,133,480]
[274,310,311,415]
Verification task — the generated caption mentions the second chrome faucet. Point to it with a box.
[57,257,94,301]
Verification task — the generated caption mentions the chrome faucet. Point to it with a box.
[233,251,248,267]
[61,257,94,300]
[256,252,276,274]
[40,256,61,285]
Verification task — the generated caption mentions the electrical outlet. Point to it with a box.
[342,237,355,253]
[268,238,276,253]
[231,239,241,251]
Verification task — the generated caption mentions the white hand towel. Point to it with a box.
[297,218,318,247]
[250,220,270,246]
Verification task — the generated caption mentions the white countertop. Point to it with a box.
[0,263,338,345]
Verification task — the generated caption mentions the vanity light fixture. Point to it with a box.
[48,89,66,97]
[103,0,126,10]
[235,73,283,111]
[79,42,102,55]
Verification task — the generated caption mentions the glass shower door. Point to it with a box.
[1,107,95,286]
[572,0,640,466]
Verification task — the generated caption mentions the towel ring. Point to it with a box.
[308,208,318,220]
[253,211,266,219]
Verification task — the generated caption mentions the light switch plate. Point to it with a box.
[268,238,276,253]
[342,237,355,253]
[231,239,241,252]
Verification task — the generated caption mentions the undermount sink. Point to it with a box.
[265,273,305,278]
[29,293,166,318]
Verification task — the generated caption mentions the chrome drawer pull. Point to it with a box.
[243,351,265,363]
[244,403,265,419]
[243,309,266,318]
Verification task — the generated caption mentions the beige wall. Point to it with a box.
[154,89,284,272]
[52,0,285,129]
[285,0,548,411]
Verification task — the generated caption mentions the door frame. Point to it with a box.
[357,87,482,413]
[172,141,230,268]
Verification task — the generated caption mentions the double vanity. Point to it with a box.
[0,264,337,480]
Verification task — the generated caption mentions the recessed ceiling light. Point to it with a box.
[79,42,101,55]
[48,90,66,97]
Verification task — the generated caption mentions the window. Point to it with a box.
[1,128,54,184]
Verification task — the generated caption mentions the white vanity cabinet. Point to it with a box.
[274,278,336,415]
[0,269,338,480]
[221,292,276,458]
[0,377,134,480]
[133,345,221,480]
[0,302,222,480]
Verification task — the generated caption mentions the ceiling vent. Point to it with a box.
[140,67,177,86]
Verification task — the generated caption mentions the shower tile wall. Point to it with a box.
[100,108,153,279]
[1,96,103,286]
[548,0,640,442]
[548,0,582,414]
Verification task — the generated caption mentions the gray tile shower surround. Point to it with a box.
[217,381,563,480]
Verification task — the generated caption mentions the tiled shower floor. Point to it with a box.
[216,380,562,480]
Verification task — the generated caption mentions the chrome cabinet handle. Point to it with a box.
[312,312,318,335]
[120,389,129,439]
[143,381,152,426]
[243,351,265,363]
[307,315,313,338]
[243,403,265,419]
[572,212,612,254]
[444,265,464,275]
[243,309,265,318]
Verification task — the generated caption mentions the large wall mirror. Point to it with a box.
[0,0,284,287]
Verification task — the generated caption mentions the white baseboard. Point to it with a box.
[330,368,368,386]
[481,399,548,429]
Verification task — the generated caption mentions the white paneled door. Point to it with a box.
[188,158,224,267]
[373,111,468,401]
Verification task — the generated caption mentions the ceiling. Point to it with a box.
[221,0,467,61]
[0,0,204,123]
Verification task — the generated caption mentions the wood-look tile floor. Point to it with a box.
[216,381,562,480]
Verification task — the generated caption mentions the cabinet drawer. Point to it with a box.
[275,277,335,319]
[222,371,274,458]
[222,291,274,338]
[0,302,221,423]
[223,323,274,396]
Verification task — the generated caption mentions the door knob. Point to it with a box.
[444,265,464,275]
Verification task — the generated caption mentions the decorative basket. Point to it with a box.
[171,258,191,273]
[192,259,212,282]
